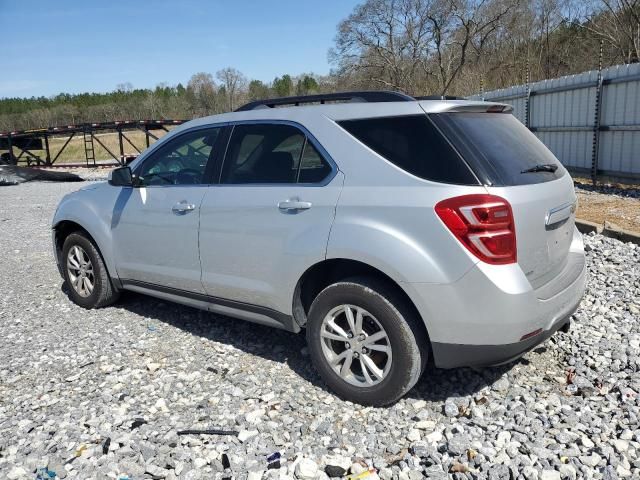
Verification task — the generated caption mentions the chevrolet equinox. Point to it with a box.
[52,91,586,406]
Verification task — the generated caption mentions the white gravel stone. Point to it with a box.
[415,420,436,430]
[193,458,208,469]
[425,430,443,444]
[580,436,595,448]
[248,470,264,480]
[614,439,630,453]
[321,454,351,471]
[579,453,602,468]
[7,467,27,480]
[559,464,577,480]
[238,429,259,442]
[540,470,561,480]
[245,408,265,424]
[146,361,162,373]
[617,465,632,477]
[523,466,539,479]
[295,458,318,479]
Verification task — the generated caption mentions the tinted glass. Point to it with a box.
[137,128,219,186]
[298,141,332,183]
[338,115,478,185]
[431,113,565,186]
[221,124,304,184]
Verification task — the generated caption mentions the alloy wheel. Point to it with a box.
[66,245,95,298]
[319,304,392,387]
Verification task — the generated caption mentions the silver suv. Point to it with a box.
[53,91,586,406]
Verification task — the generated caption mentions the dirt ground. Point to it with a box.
[574,179,640,233]
[576,191,640,232]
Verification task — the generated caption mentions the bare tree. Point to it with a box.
[331,0,521,95]
[331,0,438,93]
[427,0,521,94]
[216,67,247,111]
[584,0,640,63]
[186,72,218,115]
[116,82,134,93]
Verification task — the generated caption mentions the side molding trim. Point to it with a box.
[120,279,300,333]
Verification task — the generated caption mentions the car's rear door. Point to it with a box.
[198,122,343,316]
[111,126,223,293]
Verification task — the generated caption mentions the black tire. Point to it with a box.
[62,232,120,309]
[306,276,428,406]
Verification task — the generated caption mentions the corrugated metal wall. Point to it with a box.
[470,63,640,180]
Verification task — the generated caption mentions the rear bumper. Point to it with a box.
[431,299,578,368]
[402,227,586,368]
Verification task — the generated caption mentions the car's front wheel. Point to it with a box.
[62,232,119,309]
[306,276,428,406]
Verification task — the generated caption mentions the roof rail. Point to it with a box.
[415,95,467,100]
[235,90,415,111]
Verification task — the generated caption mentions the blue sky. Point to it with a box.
[1,0,359,98]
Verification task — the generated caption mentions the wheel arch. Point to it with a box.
[52,219,118,285]
[293,258,431,343]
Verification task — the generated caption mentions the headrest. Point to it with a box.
[256,151,295,182]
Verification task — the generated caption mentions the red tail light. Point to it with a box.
[435,194,517,265]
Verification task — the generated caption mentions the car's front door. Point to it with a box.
[112,127,222,293]
[199,122,343,316]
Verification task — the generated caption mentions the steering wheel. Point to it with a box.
[175,168,202,184]
[140,172,175,185]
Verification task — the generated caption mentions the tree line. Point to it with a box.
[1,0,638,132]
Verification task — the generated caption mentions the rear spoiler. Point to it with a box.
[418,100,513,114]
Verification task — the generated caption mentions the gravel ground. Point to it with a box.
[1,181,639,480]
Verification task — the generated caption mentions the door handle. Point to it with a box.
[278,199,312,211]
[172,201,196,214]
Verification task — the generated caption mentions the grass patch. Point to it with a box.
[2,128,173,164]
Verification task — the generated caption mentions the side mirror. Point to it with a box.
[108,166,134,187]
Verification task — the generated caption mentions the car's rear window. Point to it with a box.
[430,112,565,186]
[337,115,479,185]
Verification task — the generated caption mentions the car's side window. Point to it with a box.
[137,128,220,186]
[298,141,333,183]
[220,124,305,184]
[219,123,333,185]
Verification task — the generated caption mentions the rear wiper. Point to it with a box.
[521,163,558,174]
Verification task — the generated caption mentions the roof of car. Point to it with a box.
[157,92,512,143]
[128,92,512,171]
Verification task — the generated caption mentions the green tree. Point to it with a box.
[296,75,319,95]
[248,79,271,100]
[272,74,293,97]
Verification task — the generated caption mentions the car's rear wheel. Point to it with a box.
[306,276,428,406]
[62,232,119,309]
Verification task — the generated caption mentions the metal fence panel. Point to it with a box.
[537,130,593,170]
[471,63,640,180]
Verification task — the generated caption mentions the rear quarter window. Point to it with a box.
[337,115,479,185]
